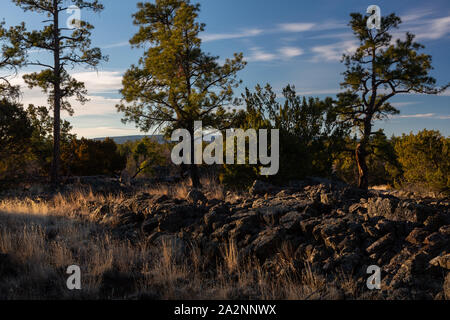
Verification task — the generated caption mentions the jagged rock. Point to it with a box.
[444,273,450,299]
[406,228,429,245]
[186,189,207,206]
[279,211,304,232]
[375,219,395,235]
[204,206,229,228]
[424,213,447,232]
[366,233,395,255]
[320,192,340,206]
[249,227,284,261]
[57,178,449,300]
[440,225,450,236]
[257,205,290,225]
[393,201,430,223]
[368,197,431,223]
[424,232,448,248]
[367,197,398,219]
[349,203,367,215]
[141,217,159,234]
[430,254,450,270]
[300,218,320,236]
[156,204,202,232]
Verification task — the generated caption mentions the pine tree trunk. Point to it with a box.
[50,0,61,187]
[356,142,368,189]
[189,127,201,188]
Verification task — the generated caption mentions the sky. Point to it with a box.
[1,0,449,138]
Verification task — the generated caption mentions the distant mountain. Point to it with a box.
[93,135,166,144]
[93,133,216,145]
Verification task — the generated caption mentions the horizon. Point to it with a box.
[1,0,449,139]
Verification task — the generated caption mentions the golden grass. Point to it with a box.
[0,180,360,300]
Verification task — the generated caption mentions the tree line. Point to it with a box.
[0,0,448,193]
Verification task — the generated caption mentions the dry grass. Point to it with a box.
[141,175,225,200]
[0,180,360,300]
[221,240,239,273]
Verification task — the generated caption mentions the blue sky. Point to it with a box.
[1,0,449,138]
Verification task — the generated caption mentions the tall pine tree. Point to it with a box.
[337,12,449,189]
[117,0,246,188]
[14,0,107,185]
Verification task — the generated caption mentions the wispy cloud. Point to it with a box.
[201,28,264,42]
[71,71,123,93]
[245,46,304,62]
[311,40,358,62]
[278,23,315,32]
[74,126,142,139]
[10,71,123,117]
[396,113,436,119]
[392,113,450,119]
[392,101,419,108]
[200,19,345,43]
[398,10,450,41]
[246,47,277,62]
[411,16,450,40]
[278,46,304,58]
[295,88,341,95]
[100,41,130,49]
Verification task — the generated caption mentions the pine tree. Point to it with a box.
[337,12,449,189]
[117,0,246,188]
[13,0,107,186]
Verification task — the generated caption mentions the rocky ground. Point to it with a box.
[73,178,450,300]
[1,177,449,300]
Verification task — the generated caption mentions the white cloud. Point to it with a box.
[392,113,450,120]
[245,46,304,62]
[72,95,121,116]
[413,16,450,40]
[278,46,304,58]
[392,102,419,108]
[201,28,263,42]
[11,70,123,94]
[311,40,358,62]
[246,47,277,62]
[71,71,123,93]
[74,126,142,139]
[401,10,434,23]
[10,71,123,117]
[295,88,341,95]
[400,113,435,118]
[397,10,450,41]
[100,41,130,49]
[278,23,315,32]
[200,19,344,43]
[438,89,450,96]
